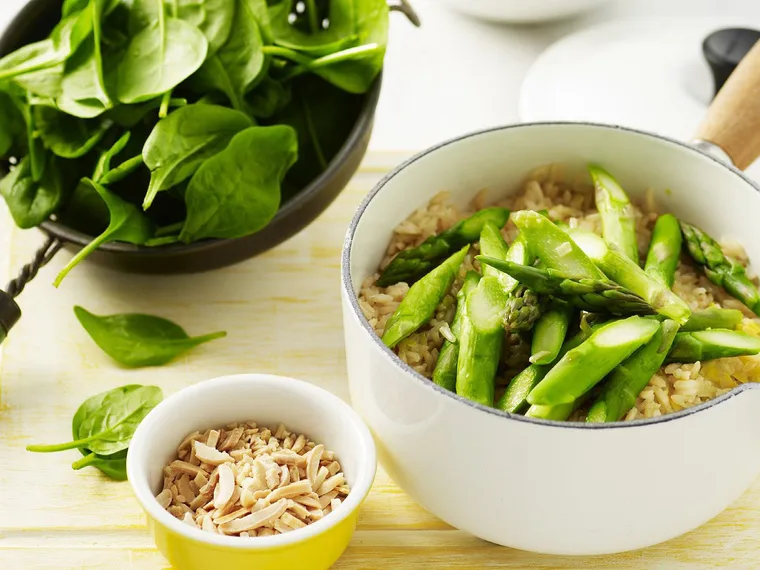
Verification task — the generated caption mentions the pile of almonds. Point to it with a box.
[156,422,350,536]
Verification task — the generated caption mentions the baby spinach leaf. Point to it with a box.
[142,103,252,209]
[61,179,110,235]
[245,75,291,119]
[57,0,113,118]
[54,179,155,286]
[107,97,187,128]
[100,154,144,185]
[0,40,66,82]
[268,1,358,55]
[34,106,110,158]
[0,92,26,157]
[52,6,93,56]
[27,384,163,455]
[73,306,227,366]
[12,64,64,100]
[21,100,48,182]
[116,8,208,104]
[191,0,265,110]
[72,449,127,480]
[1,155,66,228]
[93,130,130,181]
[172,0,235,56]
[180,125,297,241]
[63,0,90,16]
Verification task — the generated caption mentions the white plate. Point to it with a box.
[519,17,760,178]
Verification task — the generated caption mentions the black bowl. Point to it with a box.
[0,0,381,274]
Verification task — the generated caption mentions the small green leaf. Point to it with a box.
[74,306,227,367]
[180,125,297,242]
[1,155,67,229]
[72,450,127,480]
[34,105,110,158]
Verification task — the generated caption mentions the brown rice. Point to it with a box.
[358,164,760,421]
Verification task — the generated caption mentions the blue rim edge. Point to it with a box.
[341,121,760,431]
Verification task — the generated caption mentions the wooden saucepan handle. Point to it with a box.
[695,40,760,171]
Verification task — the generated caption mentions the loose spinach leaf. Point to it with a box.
[22,101,48,182]
[0,92,26,157]
[93,130,130,180]
[142,103,252,209]
[27,384,163,455]
[35,106,110,158]
[172,0,235,56]
[180,125,297,241]
[100,154,145,185]
[191,0,266,110]
[1,155,67,228]
[57,0,113,118]
[107,97,187,128]
[245,75,291,119]
[72,449,127,480]
[116,9,208,104]
[12,64,64,100]
[61,179,110,234]
[73,306,227,366]
[268,1,358,56]
[54,179,155,286]
[0,40,66,82]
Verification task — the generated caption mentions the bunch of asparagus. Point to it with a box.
[377,165,760,422]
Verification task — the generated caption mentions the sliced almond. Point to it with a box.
[206,430,220,449]
[272,451,307,467]
[194,441,233,466]
[194,471,209,489]
[280,511,306,530]
[291,434,306,454]
[318,491,339,509]
[273,519,293,534]
[330,498,342,511]
[292,495,322,510]
[312,465,329,492]
[265,467,280,490]
[289,465,300,482]
[182,512,197,527]
[279,464,290,488]
[219,427,244,452]
[308,508,323,521]
[287,500,310,521]
[317,474,344,496]
[178,474,197,502]
[305,444,324,486]
[326,461,341,476]
[156,489,172,509]
[219,499,288,534]
[213,464,235,510]
[170,460,206,478]
[214,507,249,526]
[258,527,275,537]
[265,479,313,504]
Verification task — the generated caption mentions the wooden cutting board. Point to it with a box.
[1,151,759,569]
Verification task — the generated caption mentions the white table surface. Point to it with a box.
[6,0,760,152]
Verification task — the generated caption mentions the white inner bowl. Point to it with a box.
[127,374,377,549]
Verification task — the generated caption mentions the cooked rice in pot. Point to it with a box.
[357,164,760,421]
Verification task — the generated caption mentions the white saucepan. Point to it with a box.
[341,43,760,554]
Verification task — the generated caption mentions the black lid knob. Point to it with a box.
[703,28,760,97]
[0,290,21,343]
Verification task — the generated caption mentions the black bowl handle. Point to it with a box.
[0,235,62,343]
[389,0,421,27]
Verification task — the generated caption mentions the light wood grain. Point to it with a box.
[2,151,760,569]
[696,40,760,170]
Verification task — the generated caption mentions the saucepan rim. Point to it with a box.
[341,120,760,430]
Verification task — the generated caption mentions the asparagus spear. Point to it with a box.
[586,320,680,423]
[497,324,597,413]
[512,210,606,279]
[527,316,660,406]
[682,307,743,332]
[477,257,656,316]
[432,271,481,391]
[569,228,692,325]
[456,308,503,407]
[680,221,760,315]
[590,164,639,263]
[525,403,576,420]
[644,214,682,288]
[530,300,574,365]
[502,285,543,332]
[382,246,469,348]
[376,207,510,286]
[666,329,760,363]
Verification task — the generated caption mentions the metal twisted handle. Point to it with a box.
[5,236,63,299]
[389,0,421,26]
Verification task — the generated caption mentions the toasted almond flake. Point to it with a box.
[330,498,342,511]
[326,461,341,476]
[280,512,306,530]
[182,513,197,527]
[279,464,290,488]
[322,450,335,462]
[291,434,306,453]
[312,466,329,492]
[213,464,235,510]
[305,445,324,486]
[336,485,350,495]
[292,495,322,509]
[214,508,249,526]
[206,430,220,449]
[241,488,256,509]
[252,498,268,512]
[178,475,197,502]
[317,474,344,496]
[258,527,274,537]
[178,431,203,452]
[272,451,307,467]
[289,465,300,482]
[156,489,172,509]
[194,441,233,466]
[274,424,288,439]
[219,427,244,452]
[273,519,293,534]
[283,435,294,449]
[219,499,289,534]
[168,505,185,519]
[308,508,323,521]
[287,500,311,521]
[201,515,217,533]
[318,491,339,509]
[170,460,206,477]
[266,467,280,490]
[266,480,313,504]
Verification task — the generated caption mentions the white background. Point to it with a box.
[3,0,760,150]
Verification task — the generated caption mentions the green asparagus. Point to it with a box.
[569,228,692,325]
[666,329,760,363]
[590,165,639,263]
[382,246,469,349]
[527,316,660,406]
[682,307,744,332]
[496,324,597,413]
[503,285,544,332]
[512,210,606,279]
[432,271,480,391]
[525,403,576,420]
[456,308,503,407]
[530,300,574,365]
[680,221,760,315]
[476,257,656,316]
[586,320,679,422]
[645,214,682,288]
[376,208,510,287]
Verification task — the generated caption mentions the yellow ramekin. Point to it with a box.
[127,374,377,570]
